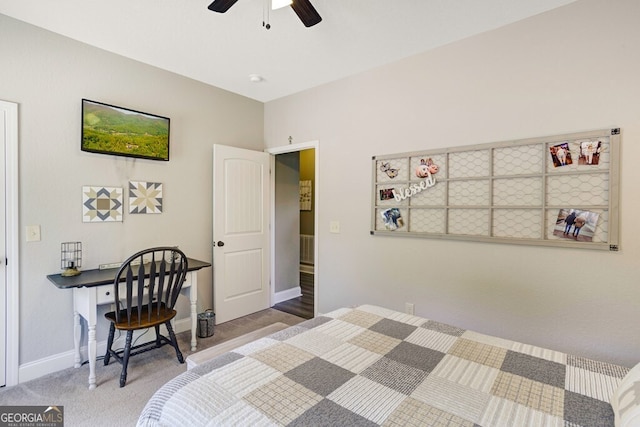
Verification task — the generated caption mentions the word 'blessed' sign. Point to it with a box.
[392,173,436,202]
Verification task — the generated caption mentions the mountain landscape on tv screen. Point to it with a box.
[82,102,169,160]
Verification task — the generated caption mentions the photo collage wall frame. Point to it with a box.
[371,128,621,251]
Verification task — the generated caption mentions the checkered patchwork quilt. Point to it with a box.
[137,305,629,426]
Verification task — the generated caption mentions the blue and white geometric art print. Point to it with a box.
[82,186,123,222]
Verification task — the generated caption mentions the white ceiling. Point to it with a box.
[0,0,576,102]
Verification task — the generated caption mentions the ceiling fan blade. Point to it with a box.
[291,0,322,27]
[208,0,239,13]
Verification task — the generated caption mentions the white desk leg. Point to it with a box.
[87,324,97,390]
[74,287,98,389]
[73,310,82,369]
[190,272,198,351]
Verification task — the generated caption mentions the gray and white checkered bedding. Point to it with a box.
[137,305,629,426]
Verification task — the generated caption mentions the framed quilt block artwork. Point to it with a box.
[82,186,123,222]
[129,181,163,214]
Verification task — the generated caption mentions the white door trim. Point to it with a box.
[1,100,19,386]
[266,141,319,316]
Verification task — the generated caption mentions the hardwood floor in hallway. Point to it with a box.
[272,271,314,319]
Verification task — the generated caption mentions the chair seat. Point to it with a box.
[105,303,177,331]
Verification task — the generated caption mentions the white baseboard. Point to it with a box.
[273,286,302,304]
[18,317,191,384]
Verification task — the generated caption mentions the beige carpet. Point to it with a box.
[0,309,305,426]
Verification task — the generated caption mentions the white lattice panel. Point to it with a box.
[494,145,543,176]
[410,209,446,233]
[591,210,609,243]
[493,209,542,239]
[493,177,542,206]
[449,150,490,178]
[409,182,446,206]
[372,128,620,250]
[448,209,490,236]
[546,174,609,206]
[449,180,490,206]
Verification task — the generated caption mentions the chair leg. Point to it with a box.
[154,325,162,348]
[120,330,133,387]
[104,323,115,366]
[165,321,184,363]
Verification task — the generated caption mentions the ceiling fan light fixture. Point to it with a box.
[272,0,292,10]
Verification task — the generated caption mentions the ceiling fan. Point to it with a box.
[208,0,322,28]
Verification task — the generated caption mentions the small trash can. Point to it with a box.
[197,309,215,338]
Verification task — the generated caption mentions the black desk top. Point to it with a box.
[47,258,211,289]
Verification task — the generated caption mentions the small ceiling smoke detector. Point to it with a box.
[249,74,264,83]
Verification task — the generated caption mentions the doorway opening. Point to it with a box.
[267,141,318,320]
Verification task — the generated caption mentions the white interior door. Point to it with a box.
[0,105,7,386]
[213,144,270,323]
[0,100,18,387]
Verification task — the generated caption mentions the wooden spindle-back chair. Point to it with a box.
[103,247,188,387]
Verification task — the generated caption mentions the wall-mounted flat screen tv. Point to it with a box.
[81,99,170,161]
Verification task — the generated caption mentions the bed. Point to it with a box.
[137,305,638,426]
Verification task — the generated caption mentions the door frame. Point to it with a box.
[1,100,19,387]
[266,141,319,316]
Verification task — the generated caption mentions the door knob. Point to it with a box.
[216,241,225,247]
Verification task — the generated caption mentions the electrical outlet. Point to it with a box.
[329,221,340,233]
[405,303,415,315]
[26,225,41,242]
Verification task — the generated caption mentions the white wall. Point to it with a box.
[264,0,640,367]
[0,14,263,366]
